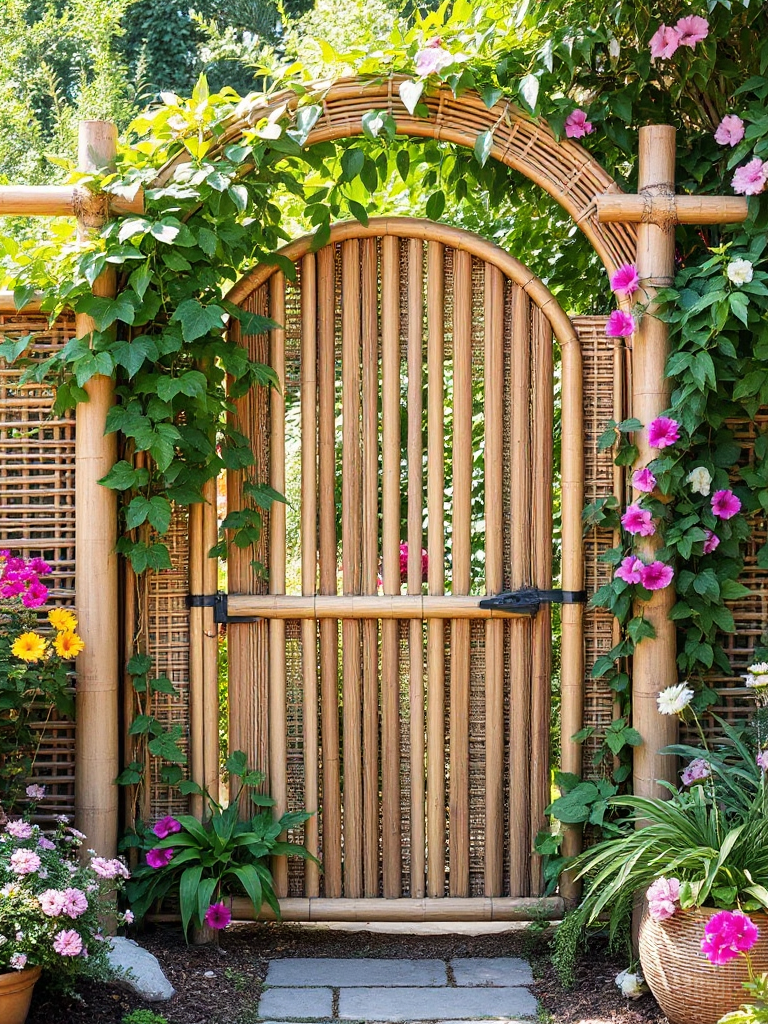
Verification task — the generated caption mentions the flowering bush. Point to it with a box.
[0,553,82,806]
[124,751,316,937]
[0,791,129,989]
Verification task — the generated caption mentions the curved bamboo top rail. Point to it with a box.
[154,77,636,274]
[227,216,579,353]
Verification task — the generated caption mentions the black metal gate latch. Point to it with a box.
[185,592,259,624]
[478,587,587,616]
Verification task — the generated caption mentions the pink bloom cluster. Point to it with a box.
[90,856,130,880]
[39,887,88,919]
[0,552,50,607]
[681,757,710,786]
[614,556,674,591]
[414,38,454,78]
[53,929,84,957]
[732,158,768,196]
[701,911,759,965]
[649,15,709,59]
[399,542,428,584]
[565,109,593,139]
[10,848,41,875]
[646,876,681,921]
[6,820,33,840]
[715,115,745,148]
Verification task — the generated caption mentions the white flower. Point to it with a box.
[746,672,768,689]
[657,683,695,715]
[749,662,768,674]
[616,969,647,999]
[608,35,620,58]
[686,466,712,496]
[727,258,754,286]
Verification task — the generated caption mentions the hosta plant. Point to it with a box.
[125,751,316,936]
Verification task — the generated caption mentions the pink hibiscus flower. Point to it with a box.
[605,310,635,338]
[639,561,674,591]
[621,504,655,537]
[732,158,768,196]
[702,529,720,554]
[614,556,644,584]
[564,109,593,139]
[711,489,741,520]
[649,24,681,59]
[610,263,640,296]
[633,468,657,493]
[715,115,745,147]
[675,15,709,47]
[647,417,680,449]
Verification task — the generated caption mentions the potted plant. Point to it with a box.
[124,750,317,940]
[0,792,131,1024]
[563,675,768,1024]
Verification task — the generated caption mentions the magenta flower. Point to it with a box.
[0,579,25,598]
[53,929,84,957]
[605,310,635,338]
[646,876,681,921]
[564,109,594,139]
[681,758,710,786]
[204,902,232,930]
[647,417,680,449]
[27,557,51,575]
[146,847,174,869]
[711,489,741,520]
[610,263,640,296]
[399,542,429,584]
[649,24,681,59]
[22,580,48,608]
[675,15,709,47]
[703,529,720,555]
[702,911,759,966]
[414,39,454,77]
[640,561,674,591]
[621,504,655,537]
[615,556,644,585]
[715,115,745,148]
[633,468,657,493]
[732,158,768,196]
[153,816,182,839]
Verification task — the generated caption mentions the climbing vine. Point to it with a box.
[1,0,768,831]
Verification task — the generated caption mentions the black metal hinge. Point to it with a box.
[186,592,259,625]
[478,587,588,616]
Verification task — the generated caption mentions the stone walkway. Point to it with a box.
[257,956,537,1022]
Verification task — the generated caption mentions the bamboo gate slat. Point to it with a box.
[224,219,576,906]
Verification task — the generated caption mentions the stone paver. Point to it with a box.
[258,986,334,1020]
[337,985,538,1021]
[267,958,447,987]
[450,957,534,987]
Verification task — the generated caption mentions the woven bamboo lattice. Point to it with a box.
[0,310,77,819]
[155,78,637,277]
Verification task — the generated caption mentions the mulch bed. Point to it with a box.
[27,924,668,1024]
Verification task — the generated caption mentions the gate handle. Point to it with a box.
[478,588,587,616]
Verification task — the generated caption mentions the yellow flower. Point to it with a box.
[11,632,47,663]
[48,608,78,632]
[53,631,85,660]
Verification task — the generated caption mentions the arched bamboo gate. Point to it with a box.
[0,78,750,920]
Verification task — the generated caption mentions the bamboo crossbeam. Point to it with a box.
[595,192,748,225]
[151,895,564,924]
[0,184,144,218]
[227,594,532,618]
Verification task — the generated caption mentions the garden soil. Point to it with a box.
[27,925,669,1024]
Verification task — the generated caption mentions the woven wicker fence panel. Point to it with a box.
[0,311,77,818]
[573,315,619,778]
[147,506,192,821]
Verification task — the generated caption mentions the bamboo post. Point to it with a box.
[426,242,446,898]
[74,121,119,856]
[188,503,205,820]
[631,126,679,798]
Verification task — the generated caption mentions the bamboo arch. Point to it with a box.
[154,76,637,275]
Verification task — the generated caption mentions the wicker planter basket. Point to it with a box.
[0,966,42,1024]
[639,907,768,1024]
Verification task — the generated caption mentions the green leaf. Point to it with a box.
[225,750,248,777]
[127,653,153,675]
[399,80,424,116]
[180,865,204,936]
[171,299,226,342]
[0,333,33,363]
[340,148,364,181]
[396,149,410,182]
[474,130,493,168]
[518,74,539,112]
[99,460,149,491]
[426,191,446,221]
[148,727,187,764]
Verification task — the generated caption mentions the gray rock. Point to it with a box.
[338,985,538,1021]
[107,937,175,1002]
[266,957,447,987]
[258,986,334,1019]
[451,957,534,987]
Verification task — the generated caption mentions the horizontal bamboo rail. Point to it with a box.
[595,193,748,225]
[150,896,564,923]
[0,185,144,218]
[227,594,535,619]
